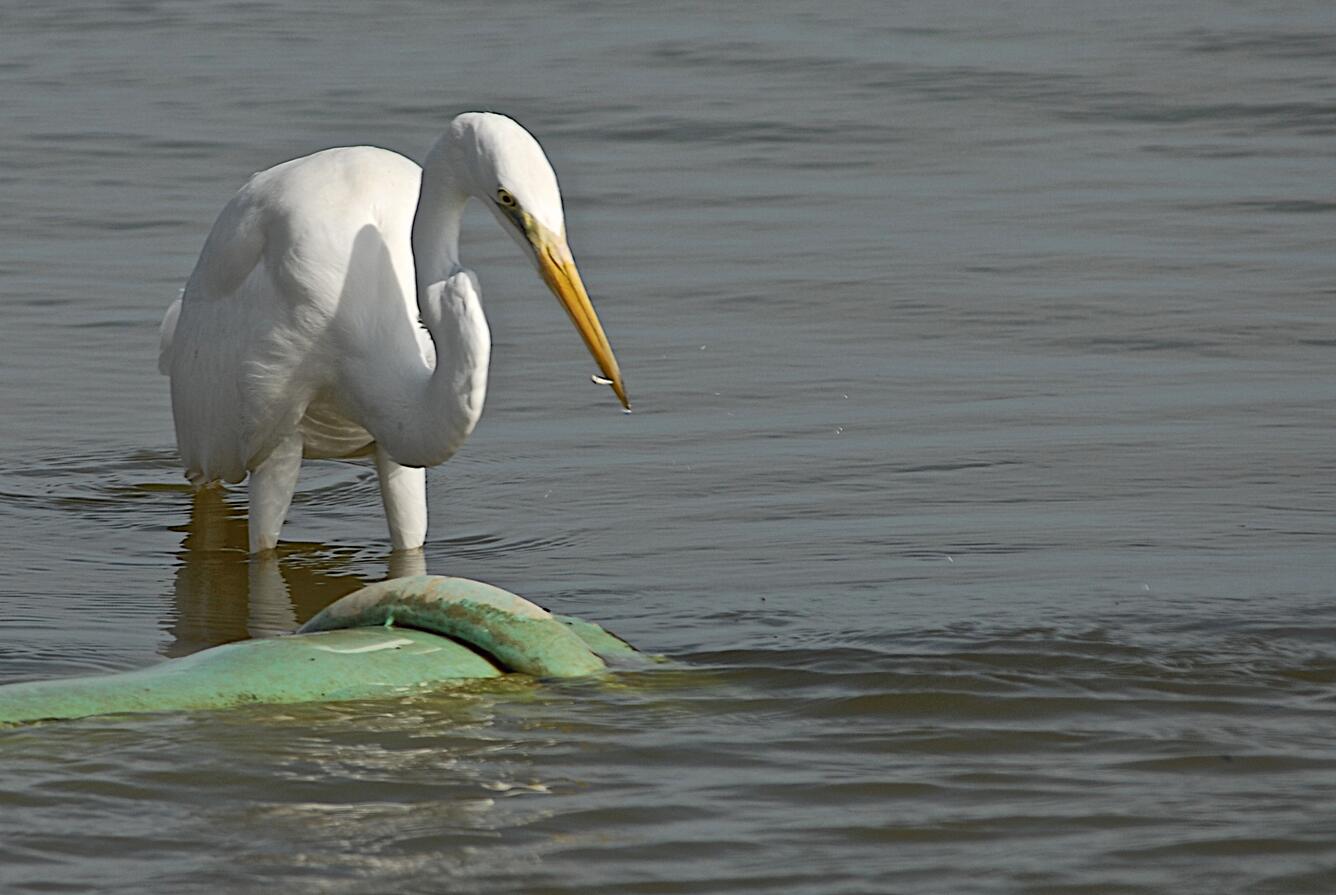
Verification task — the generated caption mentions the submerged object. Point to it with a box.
[0,575,639,725]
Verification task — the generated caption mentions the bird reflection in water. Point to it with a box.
[163,487,425,657]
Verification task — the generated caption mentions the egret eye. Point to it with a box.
[496,188,517,208]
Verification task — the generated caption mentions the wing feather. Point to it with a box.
[162,148,423,486]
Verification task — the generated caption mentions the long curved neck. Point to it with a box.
[350,139,491,468]
[411,139,466,285]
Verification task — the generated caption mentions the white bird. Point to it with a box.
[159,112,628,554]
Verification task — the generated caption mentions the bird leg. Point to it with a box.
[375,444,428,552]
[247,433,303,554]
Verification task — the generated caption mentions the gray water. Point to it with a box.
[2,1,1335,892]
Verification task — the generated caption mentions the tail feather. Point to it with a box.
[158,294,183,375]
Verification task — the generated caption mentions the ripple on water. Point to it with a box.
[2,1,1335,892]
[0,616,1334,893]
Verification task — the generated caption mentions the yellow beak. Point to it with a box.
[532,228,630,410]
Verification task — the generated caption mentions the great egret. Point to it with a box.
[159,112,628,554]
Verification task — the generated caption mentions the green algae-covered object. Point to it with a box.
[0,575,637,725]
[298,575,608,678]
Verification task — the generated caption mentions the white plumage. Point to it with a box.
[160,112,628,553]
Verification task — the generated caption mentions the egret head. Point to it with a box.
[445,112,629,410]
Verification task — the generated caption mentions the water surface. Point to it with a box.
[1,1,1334,892]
